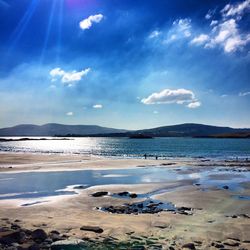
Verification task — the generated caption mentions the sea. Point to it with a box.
[0,137,250,160]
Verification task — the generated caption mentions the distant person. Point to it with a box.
[155,155,158,160]
[144,153,147,159]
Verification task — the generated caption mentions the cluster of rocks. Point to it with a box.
[98,199,193,215]
[113,191,138,199]
[2,219,248,250]
[0,222,68,250]
[91,191,138,198]
[210,238,249,249]
[0,219,105,250]
[226,213,250,219]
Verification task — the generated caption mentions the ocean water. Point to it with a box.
[0,137,250,159]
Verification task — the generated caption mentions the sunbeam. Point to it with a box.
[56,0,64,64]
[40,0,57,65]
[8,0,40,54]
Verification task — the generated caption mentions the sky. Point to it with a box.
[0,0,250,129]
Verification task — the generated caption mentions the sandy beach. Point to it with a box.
[0,152,249,249]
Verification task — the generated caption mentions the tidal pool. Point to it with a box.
[0,166,249,203]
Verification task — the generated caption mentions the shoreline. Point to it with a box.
[0,152,250,249]
[0,152,250,174]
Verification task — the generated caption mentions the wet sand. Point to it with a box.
[0,152,250,249]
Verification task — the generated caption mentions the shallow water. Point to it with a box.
[0,166,249,204]
[1,137,250,159]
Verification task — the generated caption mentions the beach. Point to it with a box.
[0,152,250,249]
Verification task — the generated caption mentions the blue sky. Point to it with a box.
[0,0,250,129]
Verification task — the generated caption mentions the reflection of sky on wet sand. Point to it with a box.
[0,166,249,203]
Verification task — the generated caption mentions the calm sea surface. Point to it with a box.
[0,137,250,159]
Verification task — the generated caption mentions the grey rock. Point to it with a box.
[91,191,108,197]
[182,243,196,249]
[80,226,103,234]
[129,193,138,198]
[31,229,47,242]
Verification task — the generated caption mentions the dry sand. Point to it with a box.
[0,152,250,249]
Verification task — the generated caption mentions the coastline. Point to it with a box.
[0,152,250,249]
[1,151,250,174]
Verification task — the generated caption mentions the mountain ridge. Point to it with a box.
[0,123,128,136]
[0,123,250,137]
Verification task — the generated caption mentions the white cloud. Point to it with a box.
[210,20,218,26]
[206,18,250,53]
[149,30,161,39]
[93,104,103,109]
[186,101,201,109]
[50,67,90,86]
[79,14,103,30]
[190,1,250,54]
[239,91,250,96]
[50,68,64,78]
[191,34,209,45]
[205,10,215,20]
[141,88,200,109]
[221,0,250,18]
[66,112,73,116]
[165,18,192,43]
[62,68,90,83]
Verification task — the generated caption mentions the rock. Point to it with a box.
[50,230,60,235]
[223,239,240,247]
[31,229,47,242]
[223,185,229,189]
[182,243,196,249]
[49,231,63,242]
[80,226,103,234]
[178,207,192,211]
[91,191,108,197]
[51,239,86,250]
[129,193,137,198]
[137,203,143,209]
[29,243,41,250]
[117,191,129,196]
[11,224,21,230]
[0,230,26,244]
[211,242,224,248]
[74,185,85,189]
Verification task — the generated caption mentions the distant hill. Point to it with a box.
[0,123,128,136]
[0,123,249,138]
[74,123,250,138]
[133,123,250,137]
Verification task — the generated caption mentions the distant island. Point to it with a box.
[129,134,154,139]
[0,138,71,142]
[0,123,250,138]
